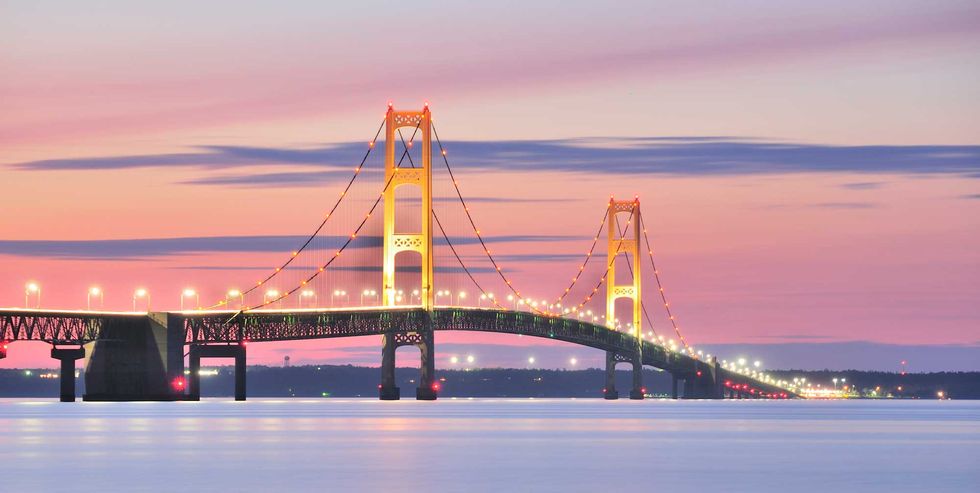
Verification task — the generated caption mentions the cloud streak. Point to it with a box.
[13,138,980,188]
[0,234,587,259]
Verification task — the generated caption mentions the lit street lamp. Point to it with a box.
[264,289,280,307]
[300,289,317,308]
[331,289,348,306]
[360,289,378,305]
[25,282,41,308]
[87,286,104,310]
[227,289,244,309]
[436,290,451,305]
[180,288,199,311]
[133,288,150,311]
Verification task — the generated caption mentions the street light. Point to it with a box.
[227,289,244,309]
[435,290,450,305]
[25,282,41,308]
[180,288,199,311]
[300,289,317,308]
[133,288,150,311]
[411,289,420,304]
[264,289,280,306]
[331,289,348,306]
[457,291,467,306]
[507,294,515,309]
[569,357,578,367]
[87,286,103,310]
[754,360,762,368]
[360,289,378,305]
[528,356,535,365]
[466,354,475,364]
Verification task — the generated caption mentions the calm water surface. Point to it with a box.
[0,398,977,492]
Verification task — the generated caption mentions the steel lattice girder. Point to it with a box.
[0,310,140,344]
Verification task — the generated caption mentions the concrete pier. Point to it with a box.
[188,344,246,401]
[380,329,437,401]
[51,347,85,402]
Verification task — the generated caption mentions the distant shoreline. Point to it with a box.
[2,366,976,400]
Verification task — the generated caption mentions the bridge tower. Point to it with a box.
[603,197,644,400]
[379,104,437,401]
[382,104,434,309]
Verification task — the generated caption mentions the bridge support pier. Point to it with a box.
[681,363,724,399]
[380,329,437,401]
[603,353,619,400]
[188,344,246,401]
[604,351,644,400]
[52,347,85,402]
[671,374,679,399]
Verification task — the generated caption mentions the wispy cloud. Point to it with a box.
[13,138,980,187]
[960,193,980,200]
[170,265,497,274]
[0,234,587,259]
[840,182,886,190]
[809,202,877,209]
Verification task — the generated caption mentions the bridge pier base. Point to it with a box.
[380,329,437,401]
[380,333,399,400]
[604,351,643,400]
[415,330,437,401]
[188,344,246,401]
[671,374,679,399]
[604,352,618,400]
[52,347,85,402]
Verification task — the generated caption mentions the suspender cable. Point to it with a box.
[208,118,386,309]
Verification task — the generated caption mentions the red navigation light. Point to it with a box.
[377,384,382,389]
[724,381,731,387]
[240,339,249,347]
[432,382,441,392]
[696,370,702,377]
[172,377,185,390]
[640,387,647,394]
[602,388,607,393]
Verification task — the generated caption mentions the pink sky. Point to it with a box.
[1,1,978,369]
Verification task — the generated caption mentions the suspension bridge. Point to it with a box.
[0,103,800,402]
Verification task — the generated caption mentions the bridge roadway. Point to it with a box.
[0,307,796,401]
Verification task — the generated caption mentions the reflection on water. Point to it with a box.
[0,399,977,492]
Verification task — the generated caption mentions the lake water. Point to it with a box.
[0,398,977,492]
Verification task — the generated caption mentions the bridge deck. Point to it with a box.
[0,307,796,397]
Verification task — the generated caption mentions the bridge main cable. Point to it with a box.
[431,122,558,315]
[396,127,549,316]
[638,214,691,352]
[206,118,387,309]
[241,117,424,311]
